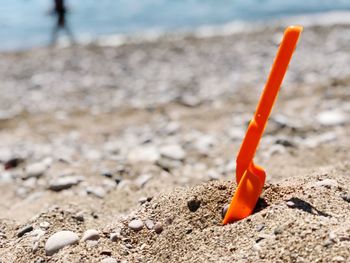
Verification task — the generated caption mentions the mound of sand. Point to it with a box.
[1,162,349,262]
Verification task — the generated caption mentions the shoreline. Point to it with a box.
[2,10,350,54]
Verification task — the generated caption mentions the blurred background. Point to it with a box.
[1,0,350,51]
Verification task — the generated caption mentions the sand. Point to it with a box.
[0,22,350,262]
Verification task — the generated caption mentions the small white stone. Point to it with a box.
[314,179,338,189]
[144,219,154,230]
[128,219,144,231]
[207,170,220,181]
[134,174,152,188]
[86,186,107,198]
[317,110,347,126]
[252,243,262,251]
[81,229,100,242]
[45,231,79,256]
[40,221,50,229]
[159,144,186,161]
[31,229,46,241]
[193,135,216,155]
[332,256,345,262]
[165,122,180,134]
[127,146,160,163]
[180,95,201,107]
[303,132,336,148]
[0,172,13,183]
[286,201,295,208]
[110,232,121,242]
[49,176,83,191]
[329,231,337,241]
[101,257,118,263]
[32,241,39,252]
[25,162,48,178]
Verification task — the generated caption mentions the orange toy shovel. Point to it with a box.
[223,26,303,225]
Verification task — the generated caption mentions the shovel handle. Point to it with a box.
[236,26,303,183]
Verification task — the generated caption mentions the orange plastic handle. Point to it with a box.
[223,26,303,225]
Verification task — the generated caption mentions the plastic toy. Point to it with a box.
[223,26,303,225]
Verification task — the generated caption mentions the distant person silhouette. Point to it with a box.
[50,0,75,45]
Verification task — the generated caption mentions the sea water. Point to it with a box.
[1,0,350,51]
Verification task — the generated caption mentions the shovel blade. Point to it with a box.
[223,167,265,225]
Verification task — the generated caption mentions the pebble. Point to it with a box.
[24,162,47,179]
[252,243,262,252]
[103,141,121,154]
[273,227,283,235]
[275,138,295,147]
[256,223,265,232]
[194,135,216,156]
[101,258,118,263]
[128,219,144,231]
[271,114,294,129]
[127,146,160,163]
[165,121,180,135]
[314,179,338,189]
[110,232,121,242]
[340,193,350,203]
[187,197,201,212]
[101,171,113,178]
[114,176,123,185]
[329,231,337,242]
[303,132,337,148]
[23,177,37,189]
[31,229,46,241]
[138,197,148,204]
[86,186,107,198]
[154,222,163,234]
[100,249,112,256]
[0,171,14,183]
[34,257,45,263]
[134,174,152,188]
[0,232,6,239]
[102,179,116,191]
[228,128,245,141]
[221,204,229,219]
[49,176,83,191]
[144,219,155,230]
[45,230,79,256]
[317,110,347,126]
[156,158,182,170]
[332,256,345,262]
[159,144,186,161]
[207,170,220,181]
[4,158,23,170]
[39,221,50,229]
[323,238,334,247]
[286,201,295,208]
[86,240,99,247]
[32,241,39,252]
[81,229,100,242]
[180,95,201,107]
[72,212,85,222]
[17,225,34,238]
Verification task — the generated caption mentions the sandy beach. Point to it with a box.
[0,21,349,262]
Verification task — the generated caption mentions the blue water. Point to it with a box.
[1,0,350,51]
